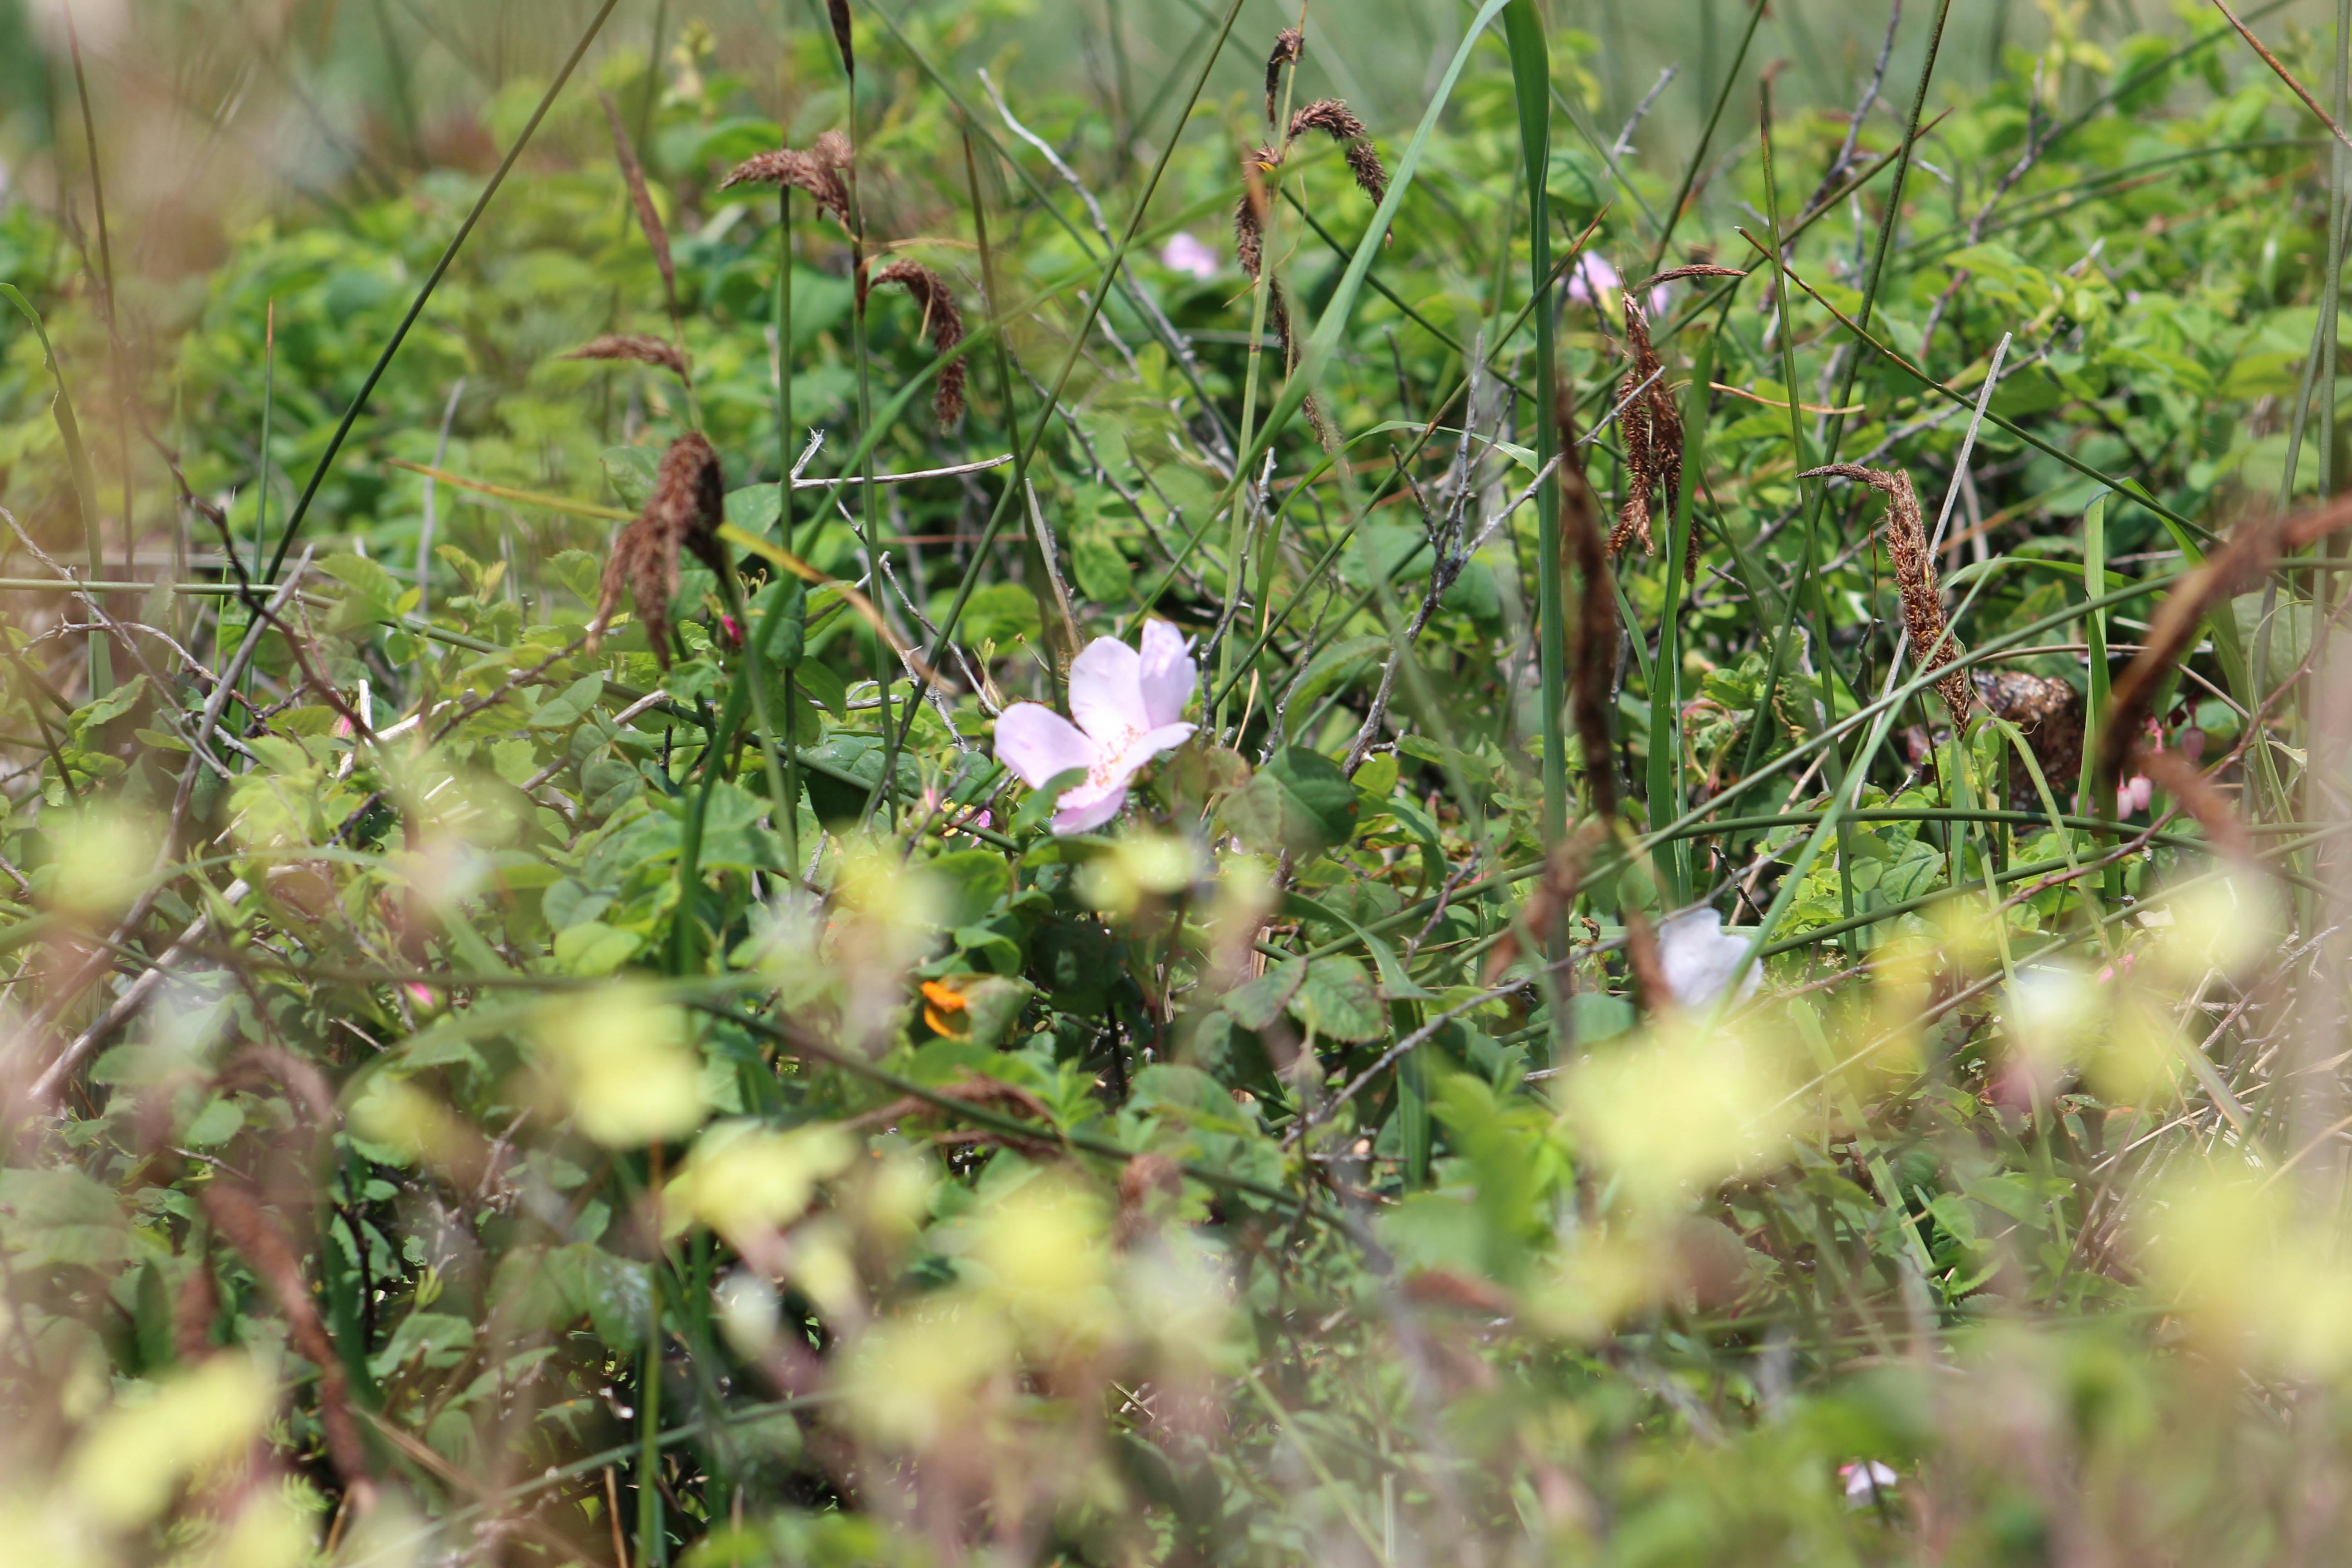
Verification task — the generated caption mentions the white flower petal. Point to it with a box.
[1049,780,1129,834]
[1068,636,1147,748]
[994,703,1096,789]
[1107,721,1196,777]
[1657,907,1762,1009]
[1135,620,1197,730]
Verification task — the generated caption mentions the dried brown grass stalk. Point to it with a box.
[2136,746,2255,862]
[1639,264,1748,292]
[600,92,675,309]
[1288,99,1390,207]
[720,137,854,231]
[561,334,688,378]
[589,432,729,668]
[1801,462,1973,725]
[1485,824,1599,981]
[1559,400,1617,819]
[1232,150,1328,441]
[1609,299,1681,564]
[827,0,855,78]
[2097,492,2352,786]
[201,1181,374,1501]
[1264,27,1302,124]
[868,259,967,428]
[1622,908,1672,1013]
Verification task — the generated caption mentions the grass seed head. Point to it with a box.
[720,147,854,231]
[1803,462,1972,724]
[1234,146,1278,282]
[827,0,855,78]
[1264,27,1302,124]
[1609,299,1681,564]
[591,431,728,668]
[1287,98,1390,209]
[870,259,968,428]
[600,92,675,310]
[1558,401,1617,819]
[561,334,688,379]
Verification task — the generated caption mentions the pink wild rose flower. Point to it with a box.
[995,622,1197,834]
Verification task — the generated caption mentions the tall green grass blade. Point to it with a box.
[1503,0,1567,847]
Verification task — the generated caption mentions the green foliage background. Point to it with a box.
[5,0,2352,1564]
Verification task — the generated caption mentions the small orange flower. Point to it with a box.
[920,979,970,1037]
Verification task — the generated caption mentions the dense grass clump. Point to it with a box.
[9,0,2352,1563]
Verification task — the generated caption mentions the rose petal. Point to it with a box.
[995,703,1095,789]
[1566,254,1622,304]
[1135,620,1197,730]
[1049,780,1129,834]
[1107,721,1196,778]
[1068,635,1147,747]
[1657,907,1762,1008]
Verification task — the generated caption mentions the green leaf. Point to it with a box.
[795,657,848,719]
[1010,766,1087,836]
[549,549,603,605]
[369,1310,474,1377]
[1285,635,1388,717]
[182,1097,245,1148]
[929,850,1013,927]
[1288,956,1384,1043]
[1220,747,1359,856]
[323,550,403,608]
[603,446,659,509]
[1072,531,1132,605]
[1225,958,1307,1032]
[554,921,644,976]
[725,482,784,534]
[71,674,148,736]
[529,672,605,730]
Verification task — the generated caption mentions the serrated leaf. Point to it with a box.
[1220,746,1359,856]
[603,446,659,509]
[529,672,605,731]
[554,921,643,976]
[1225,957,1306,1032]
[929,850,1013,928]
[1288,956,1384,1043]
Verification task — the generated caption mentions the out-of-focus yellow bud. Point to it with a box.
[716,1270,782,1360]
[348,1078,481,1176]
[532,987,707,1147]
[2000,962,2103,1099]
[184,1485,314,1568]
[833,834,942,932]
[1075,830,1199,914]
[1121,1228,1237,1374]
[845,1298,1013,1450]
[2145,870,2278,987]
[664,1119,854,1242]
[37,803,157,920]
[2083,990,2180,1106]
[1568,1023,1798,1210]
[972,1173,1115,1347]
[2140,1168,2352,1376]
[787,1217,864,1323]
[66,1354,274,1528]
